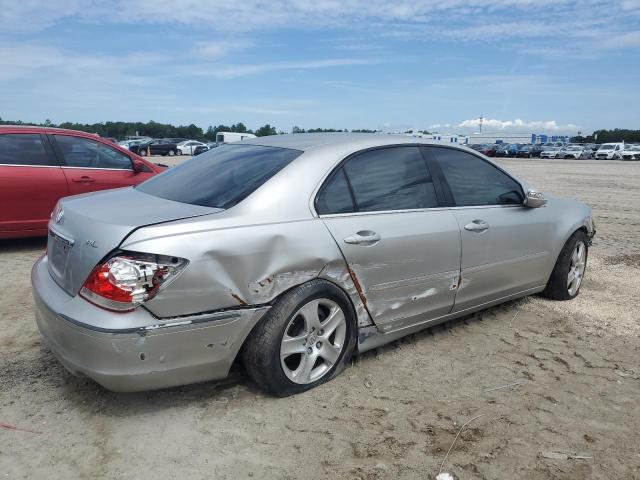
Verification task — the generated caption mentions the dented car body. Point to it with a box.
[32,134,595,393]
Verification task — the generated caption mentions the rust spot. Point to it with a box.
[258,276,274,288]
[347,267,368,308]
[231,293,248,306]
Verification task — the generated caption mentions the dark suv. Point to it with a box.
[130,139,179,157]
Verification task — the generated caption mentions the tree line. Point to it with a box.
[0,117,381,141]
[3,117,636,143]
[0,117,279,141]
[571,129,640,143]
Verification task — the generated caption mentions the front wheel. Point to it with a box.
[168,150,175,156]
[242,280,356,397]
[541,230,588,300]
[177,149,183,155]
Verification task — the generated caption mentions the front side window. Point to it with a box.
[138,144,301,209]
[316,146,439,214]
[0,134,54,166]
[431,147,524,206]
[55,135,133,170]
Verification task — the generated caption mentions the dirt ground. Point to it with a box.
[1,158,639,480]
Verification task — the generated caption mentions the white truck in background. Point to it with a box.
[215,132,257,144]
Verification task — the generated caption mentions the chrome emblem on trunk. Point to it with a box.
[55,210,64,224]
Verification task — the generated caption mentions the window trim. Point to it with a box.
[425,145,526,208]
[48,133,135,171]
[313,144,446,217]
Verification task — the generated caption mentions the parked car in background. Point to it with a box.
[479,144,498,157]
[0,126,164,239]
[515,144,542,158]
[130,139,179,157]
[620,144,640,160]
[540,146,562,159]
[494,144,512,157]
[193,145,209,156]
[32,133,595,395]
[595,143,624,160]
[117,139,147,151]
[177,140,207,155]
[560,145,591,159]
[215,131,257,144]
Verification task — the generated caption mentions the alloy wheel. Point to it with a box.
[280,298,347,384]
[567,241,586,296]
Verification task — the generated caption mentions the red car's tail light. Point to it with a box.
[80,253,188,311]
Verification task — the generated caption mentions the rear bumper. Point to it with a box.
[31,256,269,392]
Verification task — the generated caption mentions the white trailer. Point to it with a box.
[215,132,257,144]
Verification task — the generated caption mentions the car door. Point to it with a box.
[316,146,461,330]
[51,134,154,195]
[0,132,68,236]
[426,146,554,313]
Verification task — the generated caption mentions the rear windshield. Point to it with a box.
[137,144,301,209]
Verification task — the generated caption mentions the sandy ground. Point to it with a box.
[1,157,639,480]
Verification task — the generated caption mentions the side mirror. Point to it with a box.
[524,189,547,208]
[132,159,145,173]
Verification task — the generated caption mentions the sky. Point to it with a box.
[0,0,639,135]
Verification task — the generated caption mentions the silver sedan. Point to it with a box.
[32,134,595,396]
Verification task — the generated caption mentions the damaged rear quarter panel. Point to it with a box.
[121,216,372,327]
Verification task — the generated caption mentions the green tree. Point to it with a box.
[255,124,277,137]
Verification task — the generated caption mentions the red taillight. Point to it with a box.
[80,253,187,312]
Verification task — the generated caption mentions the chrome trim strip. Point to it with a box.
[318,204,523,218]
[61,166,133,171]
[0,163,60,168]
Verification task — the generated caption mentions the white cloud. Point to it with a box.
[603,31,640,49]
[191,39,254,59]
[188,58,379,79]
[1,0,637,53]
[457,118,579,132]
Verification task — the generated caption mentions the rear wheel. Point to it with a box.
[168,150,175,156]
[242,280,356,397]
[138,149,147,156]
[541,230,588,300]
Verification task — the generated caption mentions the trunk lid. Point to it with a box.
[47,187,221,295]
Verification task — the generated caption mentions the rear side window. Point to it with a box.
[138,144,301,209]
[55,135,133,170]
[0,134,55,166]
[315,168,355,214]
[431,147,524,206]
[317,146,439,214]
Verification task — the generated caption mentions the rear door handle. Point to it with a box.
[343,230,381,246]
[464,220,489,232]
[72,176,95,183]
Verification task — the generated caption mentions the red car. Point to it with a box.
[0,126,165,239]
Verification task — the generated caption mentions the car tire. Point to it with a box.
[541,230,588,301]
[242,279,357,397]
[168,150,175,156]
[177,149,182,155]
[139,149,146,156]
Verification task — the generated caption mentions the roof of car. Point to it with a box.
[0,125,101,136]
[239,132,455,152]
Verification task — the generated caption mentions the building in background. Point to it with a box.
[465,132,570,144]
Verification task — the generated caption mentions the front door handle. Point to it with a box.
[464,220,489,232]
[72,176,95,183]
[343,230,381,246]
